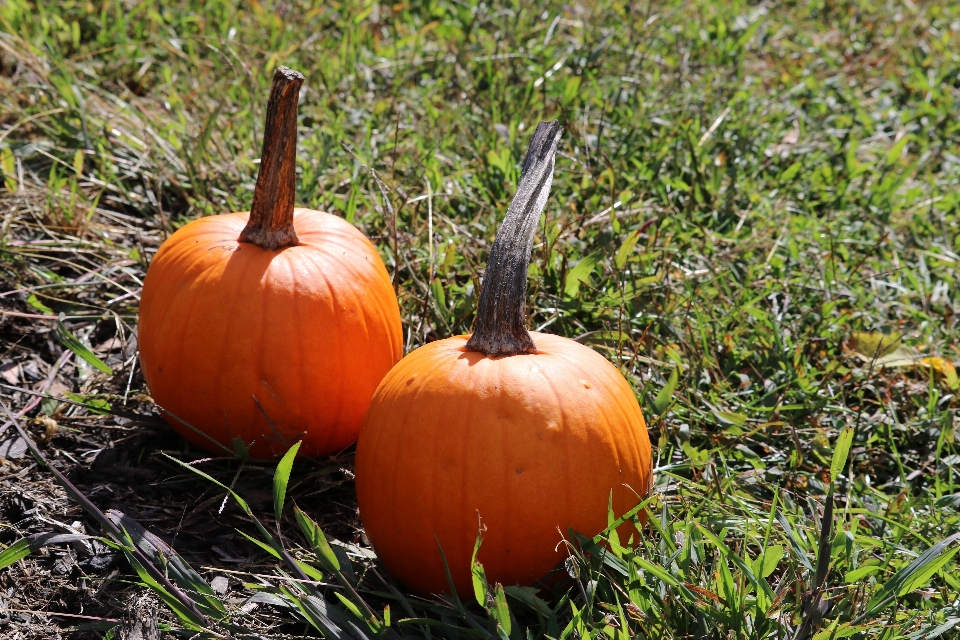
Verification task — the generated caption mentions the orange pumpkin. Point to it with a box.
[355,122,652,596]
[138,68,402,460]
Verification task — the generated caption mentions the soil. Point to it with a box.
[1,202,361,638]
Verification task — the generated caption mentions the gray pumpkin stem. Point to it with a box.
[465,121,563,356]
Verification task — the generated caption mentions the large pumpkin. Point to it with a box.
[355,122,653,596]
[138,68,402,460]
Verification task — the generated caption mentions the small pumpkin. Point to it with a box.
[355,122,652,595]
[138,68,402,459]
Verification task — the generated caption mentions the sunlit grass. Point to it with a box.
[1,0,960,638]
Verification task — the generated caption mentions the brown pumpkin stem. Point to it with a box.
[239,66,305,250]
[465,121,562,356]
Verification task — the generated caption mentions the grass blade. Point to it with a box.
[0,538,32,569]
[696,523,774,600]
[0,532,91,569]
[106,509,225,619]
[861,532,960,620]
[294,505,340,573]
[813,494,834,591]
[615,229,641,270]
[55,316,113,375]
[830,427,855,483]
[653,366,679,415]
[0,401,210,628]
[274,440,301,527]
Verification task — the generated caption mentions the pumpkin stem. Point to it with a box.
[239,66,305,250]
[465,121,562,356]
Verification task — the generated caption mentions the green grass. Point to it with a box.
[2,0,960,638]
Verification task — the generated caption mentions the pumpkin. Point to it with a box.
[138,68,402,460]
[355,121,652,596]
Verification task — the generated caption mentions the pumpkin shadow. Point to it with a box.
[455,347,540,365]
[455,348,487,366]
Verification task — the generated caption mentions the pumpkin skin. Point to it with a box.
[355,331,652,596]
[139,208,402,460]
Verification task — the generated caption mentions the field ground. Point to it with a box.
[2,1,960,638]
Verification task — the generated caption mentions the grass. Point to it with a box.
[1,0,960,638]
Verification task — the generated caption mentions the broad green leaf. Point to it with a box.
[56,318,113,374]
[273,441,301,525]
[560,601,581,640]
[664,345,684,366]
[594,493,657,543]
[606,492,621,551]
[845,139,862,175]
[615,229,641,270]
[751,545,784,579]
[471,534,487,607]
[778,513,814,573]
[331,546,354,581]
[653,366,678,415]
[431,277,446,310]
[492,584,511,636]
[682,442,710,466]
[830,427,855,483]
[564,254,599,298]
[294,505,340,572]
